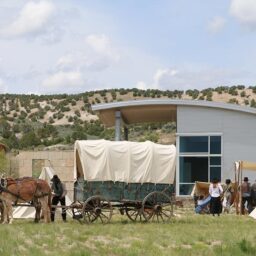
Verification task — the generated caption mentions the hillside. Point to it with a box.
[1,86,256,150]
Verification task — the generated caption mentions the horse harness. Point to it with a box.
[0,178,50,205]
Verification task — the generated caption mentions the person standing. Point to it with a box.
[209,178,223,216]
[241,177,252,214]
[223,179,234,213]
[51,175,67,222]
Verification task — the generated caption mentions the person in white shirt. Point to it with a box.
[209,178,223,216]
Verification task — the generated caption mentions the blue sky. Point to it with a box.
[0,0,256,94]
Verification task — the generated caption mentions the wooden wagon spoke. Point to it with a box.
[82,195,113,224]
[100,212,110,220]
[162,210,172,216]
[142,191,173,222]
[98,215,104,223]
[161,210,171,218]
[161,208,173,213]
[151,212,156,221]
[134,212,140,221]
[125,206,145,222]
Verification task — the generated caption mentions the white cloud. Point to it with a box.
[208,16,226,33]
[136,67,245,91]
[136,68,179,90]
[42,71,84,92]
[86,34,120,62]
[230,0,256,28]
[56,54,76,70]
[1,1,56,38]
[153,68,178,89]
[55,34,120,72]
[135,81,147,90]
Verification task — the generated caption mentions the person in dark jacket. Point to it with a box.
[51,175,67,222]
[241,177,252,214]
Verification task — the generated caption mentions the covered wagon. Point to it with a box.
[73,140,176,223]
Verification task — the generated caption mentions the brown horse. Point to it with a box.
[0,177,51,224]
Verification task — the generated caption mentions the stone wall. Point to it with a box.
[9,150,74,200]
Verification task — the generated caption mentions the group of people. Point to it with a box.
[208,177,256,216]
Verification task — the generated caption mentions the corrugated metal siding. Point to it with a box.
[177,105,256,182]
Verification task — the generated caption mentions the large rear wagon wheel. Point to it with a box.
[82,196,113,224]
[142,191,173,222]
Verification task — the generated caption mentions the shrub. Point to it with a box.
[228,98,238,104]
[244,99,249,105]
[75,110,81,117]
[240,91,246,97]
[250,99,256,108]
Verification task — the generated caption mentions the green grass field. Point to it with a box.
[0,212,256,256]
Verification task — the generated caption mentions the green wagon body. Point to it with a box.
[74,180,174,203]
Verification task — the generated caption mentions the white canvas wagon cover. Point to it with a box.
[74,140,176,184]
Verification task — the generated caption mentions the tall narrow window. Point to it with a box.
[179,135,222,195]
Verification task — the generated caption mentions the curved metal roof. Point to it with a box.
[92,99,256,127]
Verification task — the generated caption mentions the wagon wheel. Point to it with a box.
[82,195,113,224]
[70,201,84,221]
[125,205,144,222]
[142,191,173,222]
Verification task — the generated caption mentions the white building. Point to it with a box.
[92,99,256,196]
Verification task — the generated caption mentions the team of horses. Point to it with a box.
[0,176,51,224]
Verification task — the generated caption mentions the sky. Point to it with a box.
[0,0,256,94]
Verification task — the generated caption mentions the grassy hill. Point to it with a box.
[1,86,256,150]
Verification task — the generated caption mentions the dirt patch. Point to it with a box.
[181,244,192,249]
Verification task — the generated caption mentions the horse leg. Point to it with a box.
[34,202,41,223]
[7,201,13,224]
[39,197,50,223]
[2,201,12,224]
[1,200,7,224]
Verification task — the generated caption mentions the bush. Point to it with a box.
[228,98,238,104]
[244,99,249,105]
[228,87,238,96]
[71,100,76,106]
[75,110,81,117]
[240,91,246,97]
[250,99,256,108]
[49,117,54,124]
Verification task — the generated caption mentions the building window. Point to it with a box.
[210,136,221,154]
[180,136,208,153]
[179,135,222,195]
